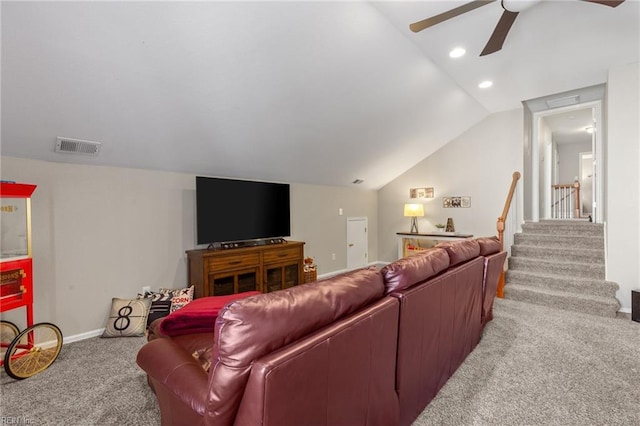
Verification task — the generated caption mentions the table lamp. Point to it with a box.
[404,203,424,233]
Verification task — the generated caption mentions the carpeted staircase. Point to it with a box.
[504,220,620,317]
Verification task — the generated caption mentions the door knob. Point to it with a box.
[348,243,354,247]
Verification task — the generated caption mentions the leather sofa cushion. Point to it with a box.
[435,240,480,267]
[381,248,450,293]
[390,256,484,425]
[481,250,507,325]
[236,297,400,426]
[205,267,385,425]
[476,236,501,256]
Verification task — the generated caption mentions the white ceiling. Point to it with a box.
[543,108,594,145]
[1,1,638,189]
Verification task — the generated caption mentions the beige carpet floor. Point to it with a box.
[1,298,638,425]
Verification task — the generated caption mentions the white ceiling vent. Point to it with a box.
[55,137,101,156]
[546,95,580,109]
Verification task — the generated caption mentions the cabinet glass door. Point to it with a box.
[238,271,258,293]
[265,267,282,293]
[283,264,299,289]
[265,263,300,292]
[211,273,235,296]
[210,267,259,296]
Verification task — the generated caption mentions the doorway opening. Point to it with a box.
[524,84,604,223]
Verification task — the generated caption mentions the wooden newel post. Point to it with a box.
[496,217,505,249]
[496,217,506,298]
[495,171,520,299]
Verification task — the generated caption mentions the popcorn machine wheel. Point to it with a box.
[0,320,62,379]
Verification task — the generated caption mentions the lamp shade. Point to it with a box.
[403,203,424,217]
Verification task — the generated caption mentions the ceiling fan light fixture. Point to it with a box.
[501,0,541,13]
[449,47,466,58]
[478,80,493,89]
[411,0,625,57]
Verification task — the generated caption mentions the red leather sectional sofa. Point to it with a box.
[137,237,506,426]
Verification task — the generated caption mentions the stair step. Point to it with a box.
[513,233,603,250]
[508,257,605,279]
[505,269,618,298]
[522,220,604,237]
[510,245,604,264]
[505,220,620,316]
[520,226,604,237]
[504,284,619,318]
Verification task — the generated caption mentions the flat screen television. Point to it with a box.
[195,176,291,245]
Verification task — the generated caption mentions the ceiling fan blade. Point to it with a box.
[579,0,625,7]
[480,10,519,56]
[410,0,497,33]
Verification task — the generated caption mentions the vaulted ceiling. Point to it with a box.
[2,1,638,189]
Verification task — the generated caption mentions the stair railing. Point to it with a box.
[496,171,521,298]
[551,180,580,219]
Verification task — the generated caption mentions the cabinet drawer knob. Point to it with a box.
[228,260,242,265]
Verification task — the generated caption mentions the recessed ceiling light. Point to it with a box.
[478,80,493,89]
[449,47,466,58]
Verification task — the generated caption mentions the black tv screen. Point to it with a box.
[195,176,291,245]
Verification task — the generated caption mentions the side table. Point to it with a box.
[396,232,474,259]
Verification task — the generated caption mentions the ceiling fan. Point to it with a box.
[409,0,625,56]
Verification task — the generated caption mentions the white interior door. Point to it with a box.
[579,152,593,217]
[347,217,368,269]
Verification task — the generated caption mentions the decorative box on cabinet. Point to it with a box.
[186,241,304,298]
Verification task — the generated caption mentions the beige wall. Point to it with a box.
[377,109,524,262]
[557,140,591,184]
[290,183,377,274]
[606,62,639,311]
[0,157,377,337]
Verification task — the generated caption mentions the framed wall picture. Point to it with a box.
[443,196,471,208]
[410,187,434,199]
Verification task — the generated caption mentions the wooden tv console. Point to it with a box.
[186,241,305,298]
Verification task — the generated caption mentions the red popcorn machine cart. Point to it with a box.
[1,182,62,379]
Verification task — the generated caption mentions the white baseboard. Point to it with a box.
[63,328,105,344]
[318,261,387,280]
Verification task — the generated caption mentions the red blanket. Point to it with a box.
[159,291,261,337]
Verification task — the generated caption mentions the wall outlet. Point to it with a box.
[141,286,151,294]
[331,253,336,261]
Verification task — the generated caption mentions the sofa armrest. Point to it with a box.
[136,338,209,416]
